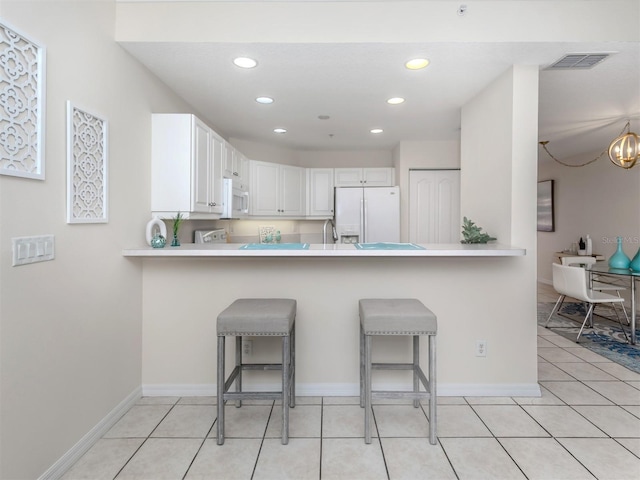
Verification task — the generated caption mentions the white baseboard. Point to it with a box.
[142,382,542,398]
[38,386,142,480]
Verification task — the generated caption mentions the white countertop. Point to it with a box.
[122,243,526,257]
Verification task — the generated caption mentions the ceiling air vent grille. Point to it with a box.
[546,53,610,70]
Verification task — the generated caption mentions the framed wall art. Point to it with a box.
[66,101,109,223]
[537,179,554,232]
[0,22,46,180]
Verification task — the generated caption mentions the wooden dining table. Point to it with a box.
[588,263,640,345]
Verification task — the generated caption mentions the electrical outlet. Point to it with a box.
[242,339,253,356]
[476,340,487,357]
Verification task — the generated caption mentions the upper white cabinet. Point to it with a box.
[306,168,334,217]
[151,114,223,217]
[251,160,305,216]
[334,167,395,187]
[223,143,250,188]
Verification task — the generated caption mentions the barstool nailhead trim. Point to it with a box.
[217,298,296,445]
[359,298,437,445]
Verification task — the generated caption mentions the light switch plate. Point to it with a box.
[12,235,55,266]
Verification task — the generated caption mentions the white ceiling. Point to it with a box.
[120,34,640,161]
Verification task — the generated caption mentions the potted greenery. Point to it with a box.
[461,217,496,244]
[171,211,183,247]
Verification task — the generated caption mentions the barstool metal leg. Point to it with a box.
[235,336,242,408]
[282,334,290,445]
[429,334,437,445]
[413,335,420,408]
[216,336,225,445]
[290,323,296,408]
[364,334,373,444]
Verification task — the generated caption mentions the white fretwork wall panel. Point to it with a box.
[67,102,109,224]
[0,22,46,180]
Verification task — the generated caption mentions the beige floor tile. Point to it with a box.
[621,404,640,418]
[499,437,595,480]
[538,362,575,381]
[584,381,640,405]
[594,362,640,381]
[103,405,172,438]
[323,404,373,438]
[537,348,584,363]
[321,438,387,480]
[322,396,360,405]
[573,405,640,437]
[265,404,321,438]
[627,381,640,390]
[381,437,456,480]
[616,438,640,457]
[538,336,558,348]
[540,381,614,405]
[522,406,606,437]
[436,405,492,437]
[439,437,526,480]
[558,438,640,480]
[472,405,549,437]
[543,334,586,348]
[464,396,516,405]
[513,386,566,406]
[178,396,216,405]
[555,362,618,381]
[253,438,321,480]
[373,405,430,437]
[151,405,216,438]
[437,396,467,405]
[136,396,180,405]
[185,438,261,480]
[61,439,144,480]
[208,405,272,439]
[116,438,201,480]
[563,347,612,363]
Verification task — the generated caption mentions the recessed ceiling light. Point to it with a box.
[370,129,383,134]
[318,115,330,120]
[405,58,429,70]
[256,96,274,104]
[273,128,287,134]
[233,57,258,68]
[387,97,405,105]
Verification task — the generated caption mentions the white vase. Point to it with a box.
[145,216,167,246]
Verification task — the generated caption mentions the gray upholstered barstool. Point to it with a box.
[217,298,296,445]
[359,298,437,445]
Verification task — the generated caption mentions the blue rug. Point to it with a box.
[538,302,640,374]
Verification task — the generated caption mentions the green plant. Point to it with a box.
[172,211,183,236]
[461,216,496,244]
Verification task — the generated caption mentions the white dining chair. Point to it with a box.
[544,263,629,343]
[560,256,629,323]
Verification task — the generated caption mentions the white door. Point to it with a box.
[364,187,400,243]
[409,170,460,243]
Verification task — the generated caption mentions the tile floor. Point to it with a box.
[63,284,640,480]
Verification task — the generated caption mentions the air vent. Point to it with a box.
[546,53,610,70]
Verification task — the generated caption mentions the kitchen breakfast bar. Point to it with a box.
[123,243,538,398]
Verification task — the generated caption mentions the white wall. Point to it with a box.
[0,1,192,478]
[537,151,640,284]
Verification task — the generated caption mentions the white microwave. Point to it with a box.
[221,178,249,219]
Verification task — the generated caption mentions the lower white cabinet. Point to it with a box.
[306,168,334,217]
[250,160,305,216]
[334,167,395,187]
[151,114,223,218]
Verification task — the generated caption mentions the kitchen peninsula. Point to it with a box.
[124,243,538,398]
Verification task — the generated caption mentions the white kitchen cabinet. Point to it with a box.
[306,168,334,217]
[409,169,460,243]
[151,114,223,218]
[223,143,250,188]
[250,160,305,216]
[334,167,395,187]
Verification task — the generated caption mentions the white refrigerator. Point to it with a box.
[334,187,400,243]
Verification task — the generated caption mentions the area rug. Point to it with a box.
[538,302,640,374]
